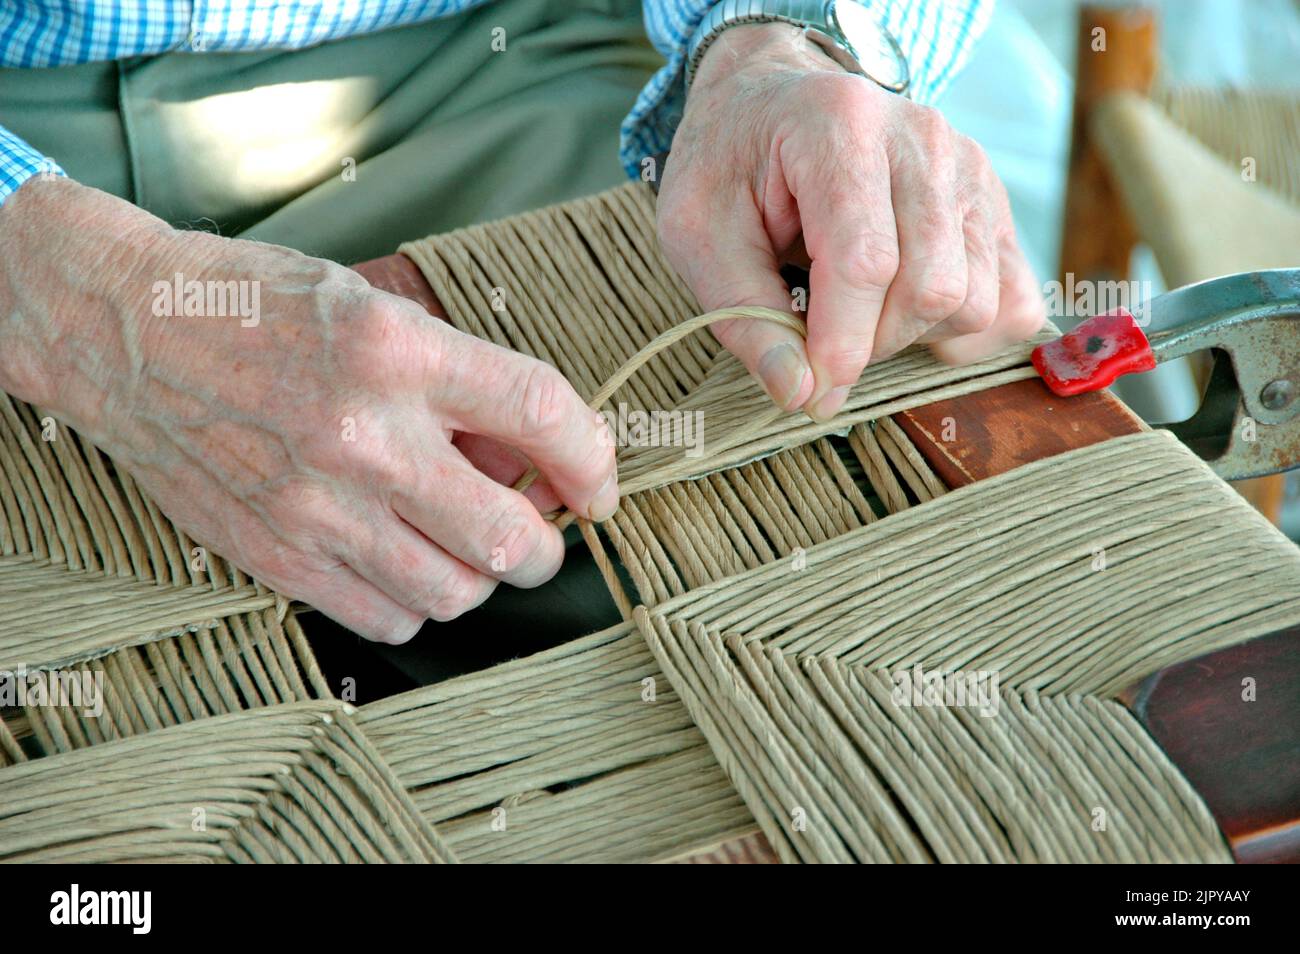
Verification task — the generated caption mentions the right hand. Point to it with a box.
[658,23,1045,422]
[0,177,618,643]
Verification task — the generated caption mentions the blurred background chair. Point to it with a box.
[942,0,1300,532]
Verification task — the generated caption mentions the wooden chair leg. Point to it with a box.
[1058,5,1158,287]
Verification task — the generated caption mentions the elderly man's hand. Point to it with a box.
[0,178,618,643]
[657,23,1044,421]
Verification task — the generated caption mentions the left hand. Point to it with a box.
[657,22,1045,421]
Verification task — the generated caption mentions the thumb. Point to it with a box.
[670,215,814,412]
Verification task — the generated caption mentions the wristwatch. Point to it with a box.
[685,0,910,95]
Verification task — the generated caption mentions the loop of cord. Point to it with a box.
[513,306,807,530]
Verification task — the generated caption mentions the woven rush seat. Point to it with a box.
[3,183,1297,863]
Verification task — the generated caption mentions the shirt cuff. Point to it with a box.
[0,126,65,206]
[620,0,995,178]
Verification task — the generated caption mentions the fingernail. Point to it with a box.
[588,471,620,522]
[757,343,811,410]
[807,385,851,423]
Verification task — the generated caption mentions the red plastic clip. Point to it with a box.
[1031,308,1157,397]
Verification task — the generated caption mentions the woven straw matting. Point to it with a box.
[3,181,1298,863]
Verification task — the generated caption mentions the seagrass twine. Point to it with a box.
[3,181,1297,863]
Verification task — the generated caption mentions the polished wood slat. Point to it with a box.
[895,378,1145,487]
[1119,626,1300,864]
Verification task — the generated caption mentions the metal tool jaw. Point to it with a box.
[1138,269,1300,482]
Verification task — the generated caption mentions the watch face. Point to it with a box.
[831,0,909,92]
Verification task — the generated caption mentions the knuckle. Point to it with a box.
[955,132,987,164]
[1004,292,1047,339]
[335,418,407,485]
[819,73,877,117]
[352,598,425,646]
[909,273,969,322]
[964,143,1004,202]
[965,225,1000,272]
[837,231,900,289]
[952,266,1000,333]
[484,505,540,574]
[348,294,440,384]
[953,298,998,335]
[982,176,1014,224]
[356,293,401,335]
[916,105,954,150]
[1014,310,1047,340]
[513,362,573,444]
[352,297,412,363]
[913,189,961,242]
[955,136,992,178]
[386,539,430,582]
[259,479,330,537]
[427,568,487,622]
[380,617,423,646]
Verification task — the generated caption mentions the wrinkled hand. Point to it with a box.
[0,178,618,642]
[658,23,1044,421]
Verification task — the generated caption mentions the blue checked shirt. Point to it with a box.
[0,0,991,205]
